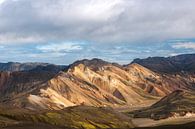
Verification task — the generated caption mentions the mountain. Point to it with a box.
[0,55,195,129]
[0,58,194,110]
[0,62,67,72]
[132,90,195,120]
[0,60,155,109]
[132,53,195,73]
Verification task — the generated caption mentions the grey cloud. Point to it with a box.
[0,0,195,44]
[36,42,83,53]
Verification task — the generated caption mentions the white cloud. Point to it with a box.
[172,42,195,49]
[36,42,83,53]
[0,0,5,4]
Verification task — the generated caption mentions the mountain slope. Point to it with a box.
[0,71,56,106]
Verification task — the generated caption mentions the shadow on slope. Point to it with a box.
[131,90,195,120]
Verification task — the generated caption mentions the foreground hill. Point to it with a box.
[132,53,195,73]
[0,104,194,129]
[132,90,195,120]
[0,105,133,129]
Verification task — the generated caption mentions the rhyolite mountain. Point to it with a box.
[132,53,195,73]
[0,55,194,110]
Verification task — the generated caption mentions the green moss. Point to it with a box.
[29,115,39,123]
[44,112,62,125]
[78,122,96,129]
[87,120,110,128]
[46,112,61,119]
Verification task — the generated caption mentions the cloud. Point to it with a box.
[0,0,5,4]
[0,0,195,44]
[172,42,195,49]
[0,40,194,64]
[0,34,44,44]
[36,42,83,53]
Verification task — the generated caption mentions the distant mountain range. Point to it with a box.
[0,62,67,73]
[1,53,195,73]
[132,54,195,73]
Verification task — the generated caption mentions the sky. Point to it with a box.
[0,0,195,65]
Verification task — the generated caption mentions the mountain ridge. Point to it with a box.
[132,53,195,73]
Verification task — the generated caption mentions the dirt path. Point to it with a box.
[114,100,157,112]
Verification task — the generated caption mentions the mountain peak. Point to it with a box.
[68,58,111,71]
